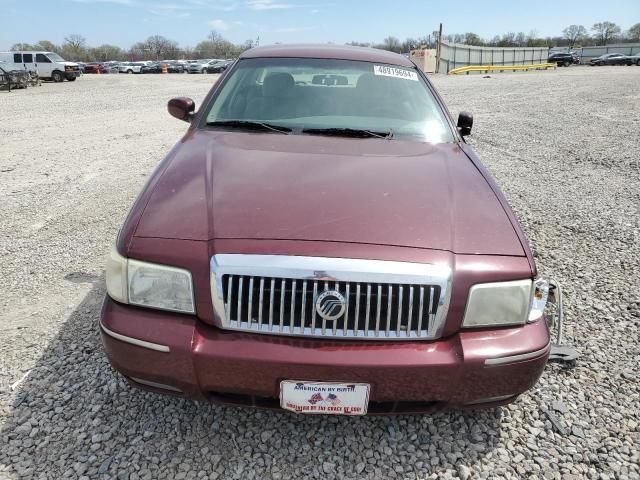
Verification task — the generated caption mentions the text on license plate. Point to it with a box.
[280,381,370,415]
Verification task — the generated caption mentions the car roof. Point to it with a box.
[240,44,414,67]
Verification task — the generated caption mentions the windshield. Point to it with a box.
[203,58,454,143]
[47,52,66,62]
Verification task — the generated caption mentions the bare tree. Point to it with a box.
[142,35,177,60]
[64,34,86,50]
[562,25,587,48]
[591,22,621,45]
[628,23,640,42]
[381,36,401,53]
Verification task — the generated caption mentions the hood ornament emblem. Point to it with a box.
[315,290,346,321]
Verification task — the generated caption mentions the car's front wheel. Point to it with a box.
[51,71,64,82]
[563,60,570,67]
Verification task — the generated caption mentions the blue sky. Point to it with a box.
[1,0,638,49]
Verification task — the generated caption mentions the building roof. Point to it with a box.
[240,44,414,67]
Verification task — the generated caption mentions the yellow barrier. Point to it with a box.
[448,63,557,75]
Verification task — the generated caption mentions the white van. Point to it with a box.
[0,51,81,82]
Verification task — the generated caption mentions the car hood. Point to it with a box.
[133,130,525,256]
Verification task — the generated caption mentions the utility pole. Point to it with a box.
[435,23,443,73]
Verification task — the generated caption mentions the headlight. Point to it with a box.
[105,245,195,314]
[462,279,532,328]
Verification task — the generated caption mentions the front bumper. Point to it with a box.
[100,297,550,413]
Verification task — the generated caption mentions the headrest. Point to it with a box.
[263,72,294,97]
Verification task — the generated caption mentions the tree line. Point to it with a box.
[9,21,640,62]
[350,21,640,52]
[10,31,256,62]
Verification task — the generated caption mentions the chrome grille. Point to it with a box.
[211,255,451,340]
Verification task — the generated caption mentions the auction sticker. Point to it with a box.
[373,64,418,81]
[280,381,370,415]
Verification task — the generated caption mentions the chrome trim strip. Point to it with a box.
[130,377,182,392]
[100,322,170,353]
[484,343,551,366]
[210,254,452,341]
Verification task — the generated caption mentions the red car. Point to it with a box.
[101,44,557,414]
[83,62,108,74]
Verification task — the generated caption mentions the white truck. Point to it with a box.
[0,51,81,82]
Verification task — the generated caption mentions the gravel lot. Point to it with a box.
[1,67,639,479]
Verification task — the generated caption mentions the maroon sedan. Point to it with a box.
[83,62,108,74]
[102,44,554,414]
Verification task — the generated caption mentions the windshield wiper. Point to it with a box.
[206,120,292,134]
[302,127,394,139]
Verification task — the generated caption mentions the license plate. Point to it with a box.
[280,381,370,415]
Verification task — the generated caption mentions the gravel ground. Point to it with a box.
[1,67,639,479]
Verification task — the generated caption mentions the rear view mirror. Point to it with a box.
[457,111,473,136]
[168,97,195,122]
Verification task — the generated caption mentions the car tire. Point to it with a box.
[67,76,76,82]
[202,69,207,74]
[51,71,64,83]
[128,70,133,74]
[636,59,640,66]
[563,60,570,67]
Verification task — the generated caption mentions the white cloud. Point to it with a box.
[247,0,292,10]
[148,3,191,17]
[209,19,230,30]
[310,9,319,14]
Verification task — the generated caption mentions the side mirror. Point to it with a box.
[168,97,195,122]
[457,111,473,137]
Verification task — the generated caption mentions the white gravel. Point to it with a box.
[1,67,639,479]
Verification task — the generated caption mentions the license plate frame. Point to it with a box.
[279,380,370,415]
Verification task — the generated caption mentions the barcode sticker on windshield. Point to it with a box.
[373,65,418,81]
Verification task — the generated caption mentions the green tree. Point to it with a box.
[628,23,640,41]
[464,32,483,46]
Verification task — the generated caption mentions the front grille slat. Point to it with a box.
[386,285,392,337]
[220,270,444,341]
[268,279,275,331]
[311,281,318,333]
[279,279,285,330]
[290,280,296,333]
[237,277,243,324]
[354,283,361,337]
[396,286,403,337]
[417,286,425,336]
[248,277,254,327]
[428,286,436,336]
[343,284,350,336]
[258,277,264,327]
[364,284,371,335]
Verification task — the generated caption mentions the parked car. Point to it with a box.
[547,52,579,67]
[205,60,234,73]
[101,44,559,415]
[626,53,640,66]
[0,51,81,82]
[140,62,162,74]
[589,53,632,66]
[165,61,186,73]
[84,62,109,74]
[189,59,221,74]
[119,62,144,74]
